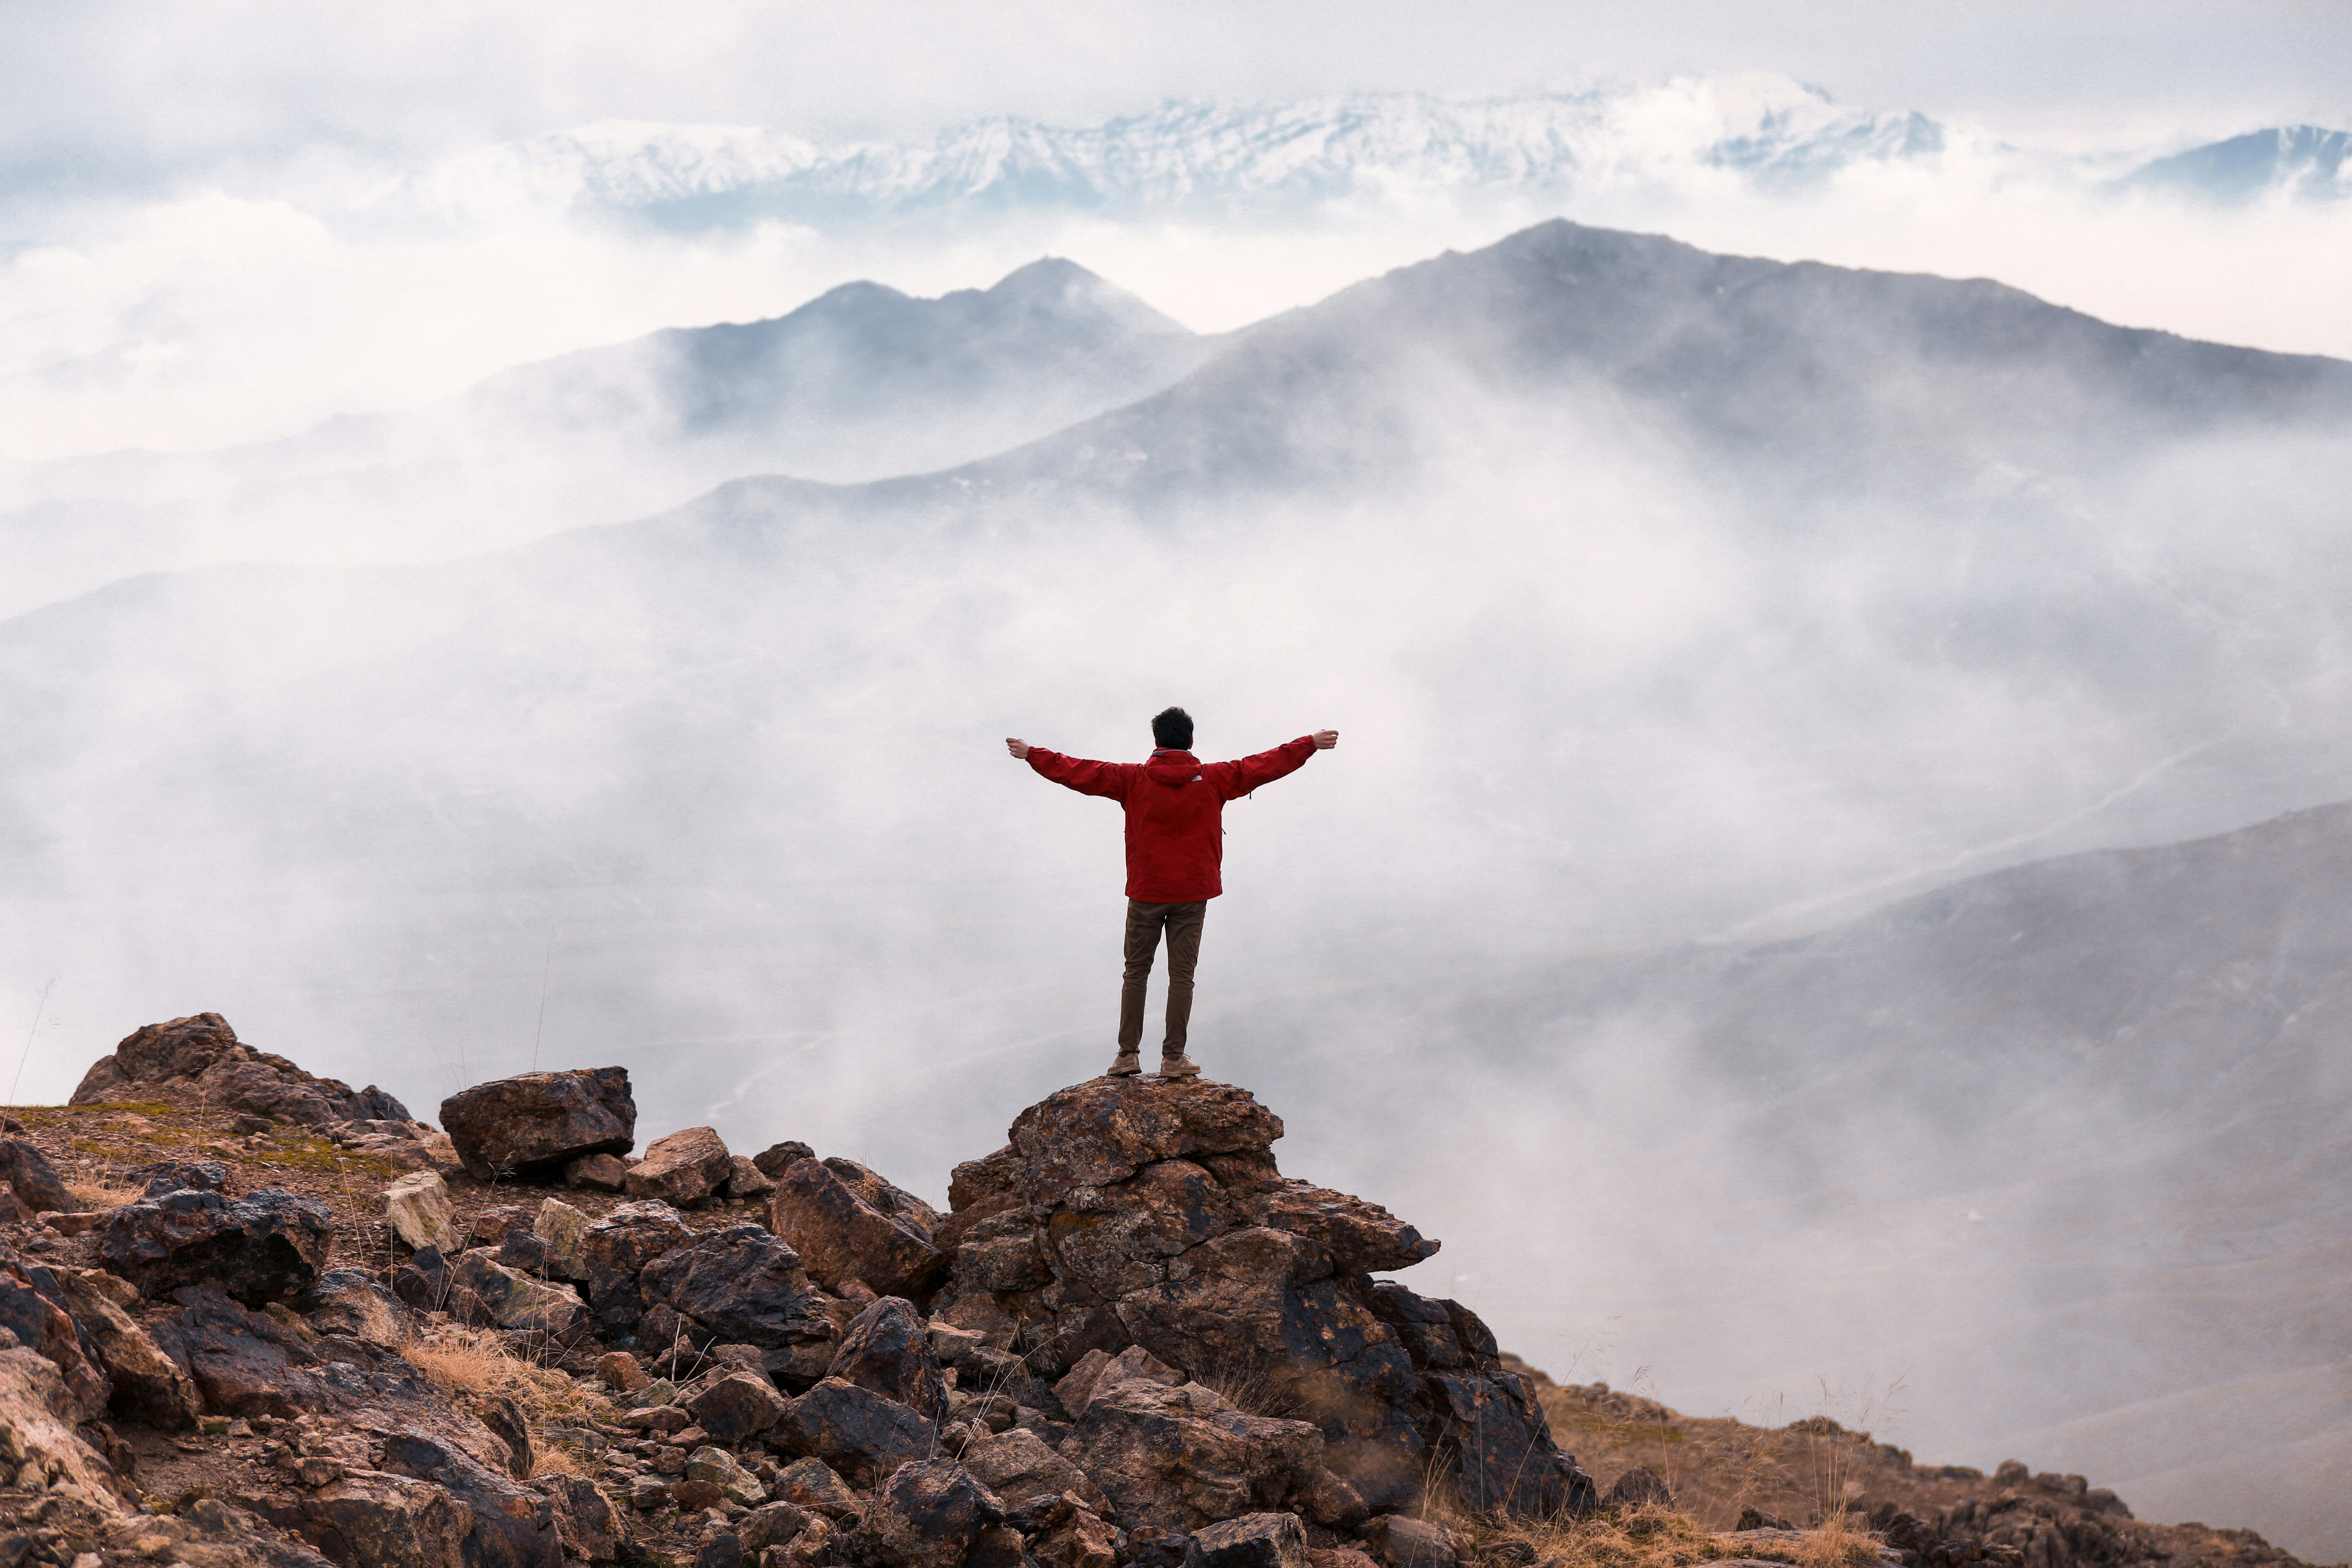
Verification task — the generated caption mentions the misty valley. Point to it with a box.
[4,220,2349,1560]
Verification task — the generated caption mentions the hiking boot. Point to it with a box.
[1157,1053,1202,1079]
[1106,1051,1143,1078]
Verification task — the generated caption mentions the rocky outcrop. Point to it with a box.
[827,1297,947,1424]
[98,1185,334,1304]
[0,1139,70,1215]
[929,1076,1583,1517]
[637,1223,832,1354]
[48,1265,203,1428]
[69,1013,414,1130]
[438,1066,636,1180]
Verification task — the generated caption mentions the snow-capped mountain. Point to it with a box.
[2121,125,2352,202]
[390,76,1947,224]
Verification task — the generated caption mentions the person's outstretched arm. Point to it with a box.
[1213,729,1337,798]
[1007,737,1133,799]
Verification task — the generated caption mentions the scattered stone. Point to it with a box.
[625,1126,736,1207]
[765,1158,945,1299]
[438,1065,637,1180]
[98,1186,333,1304]
[686,1446,771,1506]
[1606,1464,1671,1508]
[639,1224,831,1349]
[826,1296,947,1423]
[630,1476,674,1511]
[751,1141,815,1178]
[771,1456,866,1522]
[0,1140,70,1215]
[597,1351,652,1393]
[740,1502,814,1551]
[687,1373,791,1443]
[565,1152,631,1191]
[1186,1513,1310,1568]
[383,1170,459,1253]
[726,1156,778,1201]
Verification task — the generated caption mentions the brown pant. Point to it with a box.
[1119,899,1207,1055]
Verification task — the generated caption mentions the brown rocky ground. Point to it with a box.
[0,1016,2331,1568]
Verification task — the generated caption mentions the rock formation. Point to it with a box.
[69,1013,415,1137]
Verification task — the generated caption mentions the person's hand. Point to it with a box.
[1312,729,1338,750]
[1006,737,1031,759]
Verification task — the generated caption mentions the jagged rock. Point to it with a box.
[624,1126,735,1206]
[0,1340,125,1510]
[71,1013,412,1129]
[844,1458,1004,1568]
[954,1426,1110,1512]
[533,1474,625,1562]
[496,1230,552,1274]
[307,1470,472,1568]
[1606,1464,1671,1508]
[754,1141,816,1177]
[695,1534,744,1568]
[773,1456,864,1522]
[617,1403,691,1432]
[467,1205,536,1249]
[597,1350,651,1393]
[532,1198,590,1279]
[1058,1346,1179,1416]
[383,1171,458,1253]
[766,1158,945,1299]
[1410,1361,1593,1517]
[0,1258,111,1424]
[129,1158,233,1197]
[775,1378,935,1486]
[1297,1469,1368,1530]
[49,1265,202,1428]
[98,1186,333,1304]
[299,1269,408,1346]
[686,1446,770,1506]
[1012,1494,1120,1568]
[639,1223,831,1348]
[741,1501,815,1550]
[628,1475,672,1511]
[1059,1373,1322,1533]
[564,1152,630,1191]
[1186,1513,1309,1568]
[448,1253,590,1340]
[727,1156,778,1200]
[827,1297,947,1423]
[1358,1517,1461,1568]
[0,1139,69,1214]
[687,1372,791,1443]
[477,1392,534,1479]
[438,1066,636,1180]
[578,1200,692,1334]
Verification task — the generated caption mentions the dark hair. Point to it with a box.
[1152,706,1194,750]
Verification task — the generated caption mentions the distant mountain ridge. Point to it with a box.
[2121,125,2351,202]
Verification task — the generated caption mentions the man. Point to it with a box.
[1006,707,1339,1080]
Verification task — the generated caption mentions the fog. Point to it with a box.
[5,50,2352,1561]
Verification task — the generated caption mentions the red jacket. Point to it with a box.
[1027,737,1317,901]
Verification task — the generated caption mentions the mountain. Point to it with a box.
[2,219,2350,1550]
[2121,126,2352,203]
[391,79,1947,227]
[0,258,1210,618]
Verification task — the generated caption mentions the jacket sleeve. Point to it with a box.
[1211,736,1316,800]
[1026,748,1133,801]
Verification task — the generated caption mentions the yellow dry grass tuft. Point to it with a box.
[1447,1498,1886,1568]
[404,1323,614,1432]
[530,1446,588,1479]
[64,1179,145,1210]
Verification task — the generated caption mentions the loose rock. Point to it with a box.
[98,1186,333,1304]
[827,1296,947,1424]
[775,1379,934,1486]
[383,1171,459,1253]
[687,1372,792,1443]
[624,1126,735,1207]
[1186,1513,1309,1568]
[438,1065,636,1180]
[766,1159,945,1300]
[0,1139,70,1214]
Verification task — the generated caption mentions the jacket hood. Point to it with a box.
[1143,749,1203,787]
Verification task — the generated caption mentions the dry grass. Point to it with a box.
[64,1178,145,1210]
[405,1324,613,1428]
[530,1447,588,1479]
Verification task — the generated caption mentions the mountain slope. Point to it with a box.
[0,258,1210,618]
[2122,126,2352,203]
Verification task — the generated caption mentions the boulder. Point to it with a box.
[1012,1494,1119,1568]
[383,1171,458,1253]
[308,1470,473,1568]
[467,1205,536,1249]
[438,1066,636,1180]
[624,1125,735,1207]
[774,1378,936,1486]
[72,1013,413,1129]
[448,1253,591,1340]
[1005,1077,1283,1197]
[98,1186,333,1304]
[597,1351,651,1393]
[0,1139,69,1214]
[726,1155,778,1200]
[843,1458,1004,1568]
[532,1198,591,1279]
[1605,1464,1672,1508]
[533,1472,626,1562]
[1058,1374,1322,1533]
[954,1426,1109,1512]
[1297,1468,1369,1531]
[1411,1364,1594,1517]
[741,1501,815,1551]
[298,1268,408,1346]
[578,1200,693,1334]
[752,1141,816,1178]
[687,1372,791,1443]
[128,1158,232,1197]
[49,1265,202,1428]
[827,1297,947,1423]
[0,1342,126,1511]
[381,1427,567,1568]
[1186,1514,1309,1568]
[564,1152,630,1191]
[766,1159,945,1299]
[639,1224,832,1348]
